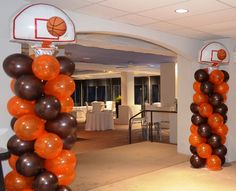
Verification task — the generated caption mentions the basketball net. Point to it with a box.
[207,62,221,74]
[32,41,57,57]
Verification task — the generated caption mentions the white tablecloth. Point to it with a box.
[85,111,114,131]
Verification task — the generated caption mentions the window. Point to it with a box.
[135,76,160,105]
[73,78,121,105]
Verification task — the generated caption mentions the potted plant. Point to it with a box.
[115,95,121,118]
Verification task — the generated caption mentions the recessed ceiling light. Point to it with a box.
[175,8,189,14]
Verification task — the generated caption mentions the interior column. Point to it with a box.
[160,63,176,107]
[121,72,134,106]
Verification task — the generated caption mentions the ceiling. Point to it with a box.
[66,44,176,65]
[27,0,236,40]
[63,34,176,79]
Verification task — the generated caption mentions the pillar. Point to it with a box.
[121,72,134,106]
[160,63,176,107]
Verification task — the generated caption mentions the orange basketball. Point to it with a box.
[47,16,67,37]
[217,49,226,61]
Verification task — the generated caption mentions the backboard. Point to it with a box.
[199,42,229,64]
[11,3,75,44]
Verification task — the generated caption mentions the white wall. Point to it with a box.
[0,0,27,174]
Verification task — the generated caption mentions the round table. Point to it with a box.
[0,148,10,191]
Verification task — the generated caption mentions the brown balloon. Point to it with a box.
[32,171,58,191]
[16,152,44,177]
[198,123,211,138]
[221,70,229,82]
[190,145,197,155]
[207,134,222,149]
[213,103,228,115]
[45,113,77,138]
[14,75,44,101]
[35,95,61,120]
[3,53,33,78]
[57,56,75,76]
[191,114,207,126]
[208,93,223,106]
[194,69,209,82]
[190,154,205,168]
[190,103,199,114]
[213,144,227,158]
[200,81,214,95]
[10,117,18,130]
[63,131,77,150]
[7,135,35,156]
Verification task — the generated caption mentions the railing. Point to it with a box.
[129,110,177,144]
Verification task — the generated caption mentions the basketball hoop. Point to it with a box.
[32,42,57,56]
[199,42,229,67]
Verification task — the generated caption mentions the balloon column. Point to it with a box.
[3,52,77,190]
[3,51,77,190]
[189,47,229,170]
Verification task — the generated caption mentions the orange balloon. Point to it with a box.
[209,70,224,85]
[14,114,45,141]
[189,134,206,147]
[32,55,60,80]
[8,154,19,170]
[56,171,76,186]
[10,79,16,93]
[222,94,227,102]
[22,189,34,191]
[193,81,201,92]
[197,143,212,158]
[212,124,228,136]
[58,96,74,113]
[198,103,213,118]
[44,75,75,99]
[208,113,224,129]
[193,92,208,105]
[35,133,63,159]
[220,135,226,144]
[4,171,33,191]
[214,82,229,95]
[206,155,222,170]
[190,124,198,134]
[7,96,35,118]
[45,149,77,174]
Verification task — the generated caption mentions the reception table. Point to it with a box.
[85,110,114,131]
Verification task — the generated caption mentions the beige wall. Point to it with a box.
[160,63,176,107]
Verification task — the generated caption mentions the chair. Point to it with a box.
[105,101,116,118]
[129,105,143,124]
[92,102,104,112]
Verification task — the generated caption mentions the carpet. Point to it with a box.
[71,142,188,191]
[90,161,236,191]
[72,124,170,154]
